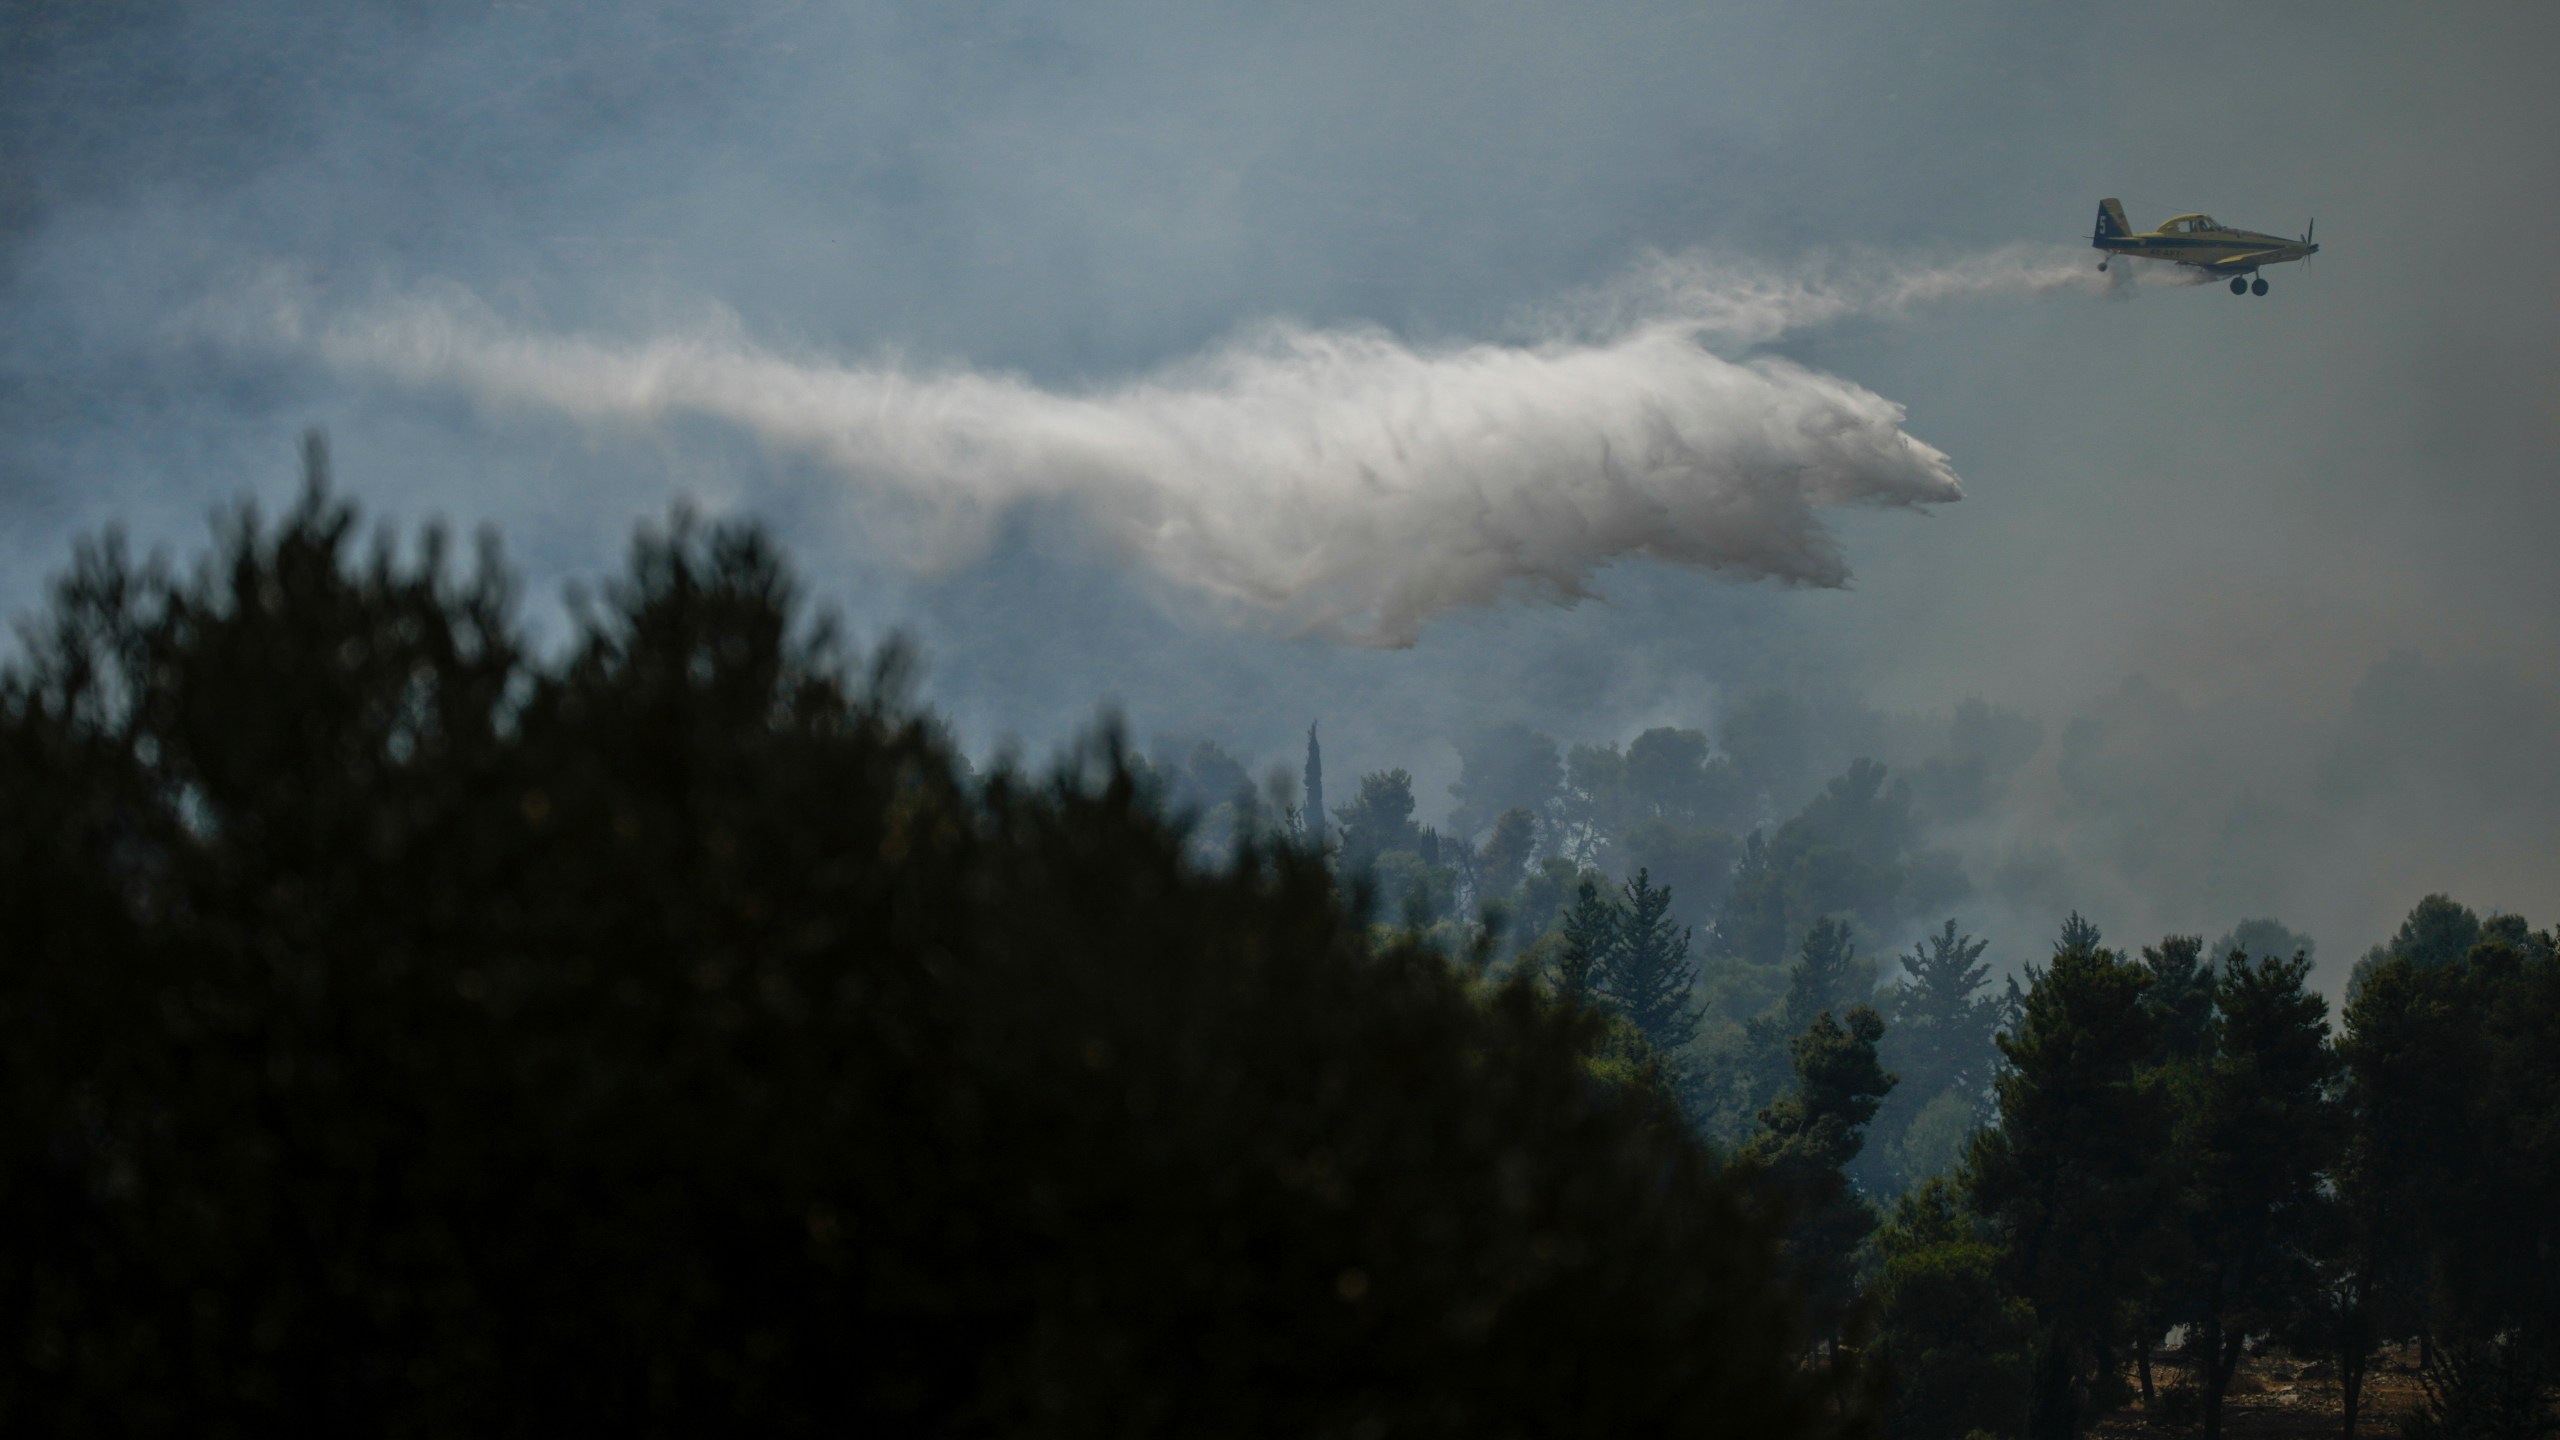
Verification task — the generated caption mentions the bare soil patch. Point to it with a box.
[2090,1345,2429,1440]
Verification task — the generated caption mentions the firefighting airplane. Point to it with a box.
[2091,198,2318,295]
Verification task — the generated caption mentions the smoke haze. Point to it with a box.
[7,0,2558,989]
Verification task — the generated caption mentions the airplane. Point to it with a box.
[2091,198,2318,295]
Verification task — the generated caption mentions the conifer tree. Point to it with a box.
[2115,932,2221,1403]
[2339,919,2560,1437]
[0,473,1864,1437]
[2138,933,2217,1064]
[1746,1005,1896,1354]
[1301,720,1326,850]
[1885,919,2002,1120]
[2171,951,2341,1440]
[1869,1180,2033,1440]
[1861,920,2003,1195]
[2054,910,2103,956]
[1600,868,1704,1054]
[1554,878,1617,1009]
[1969,940,2169,1440]
[1331,768,1426,876]
[1746,917,1874,1114]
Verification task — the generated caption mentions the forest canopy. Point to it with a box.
[4,451,2554,1438]
[0,457,1851,1436]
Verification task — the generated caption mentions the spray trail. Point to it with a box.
[1562,243,2208,344]
[282,248,2120,644]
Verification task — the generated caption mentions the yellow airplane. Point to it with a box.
[2091,198,2318,295]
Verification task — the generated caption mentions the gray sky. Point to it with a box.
[7,0,2556,984]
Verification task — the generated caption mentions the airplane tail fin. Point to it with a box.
[2093,197,2133,244]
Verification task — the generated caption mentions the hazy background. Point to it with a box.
[7,0,2556,989]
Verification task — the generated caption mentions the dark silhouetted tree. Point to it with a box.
[1745,1005,1895,1357]
[2341,916,2560,1438]
[1969,941,2169,1440]
[2347,892,2479,994]
[2119,933,2218,1401]
[0,466,1866,1438]
[2138,934,2217,1065]
[2171,951,2341,1440]
[1869,1180,2033,1440]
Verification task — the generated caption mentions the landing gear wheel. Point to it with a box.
[2251,277,2269,296]
[2230,277,2248,295]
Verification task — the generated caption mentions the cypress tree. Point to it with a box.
[1301,719,1326,850]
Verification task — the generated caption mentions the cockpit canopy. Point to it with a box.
[2159,213,2220,234]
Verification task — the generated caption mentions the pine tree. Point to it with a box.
[1331,768,1425,877]
[0,473,1867,1436]
[2139,933,2216,1063]
[1554,879,1617,1008]
[1969,940,2170,1440]
[2172,951,2341,1440]
[2337,919,2560,1438]
[1886,920,2001,1117]
[1861,921,2003,1195]
[1870,1180,2034,1440]
[1746,1005,1896,1355]
[1746,917,1874,1114]
[2055,910,2103,956]
[2121,933,2220,1404]
[1600,868,1703,1054]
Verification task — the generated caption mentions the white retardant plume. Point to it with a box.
[269,252,2088,644]
[1563,243,2210,345]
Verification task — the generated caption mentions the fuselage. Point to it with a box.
[2093,208,2316,275]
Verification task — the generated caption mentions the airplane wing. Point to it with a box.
[2201,249,2291,272]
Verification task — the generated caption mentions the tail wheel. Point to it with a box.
[2251,277,2269,296]
[2230,277,2248,295]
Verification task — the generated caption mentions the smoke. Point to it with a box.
[1559,244,2206,346]
[235,248,2198,645]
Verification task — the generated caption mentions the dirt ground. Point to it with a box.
[2088,1343,2430,1440]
